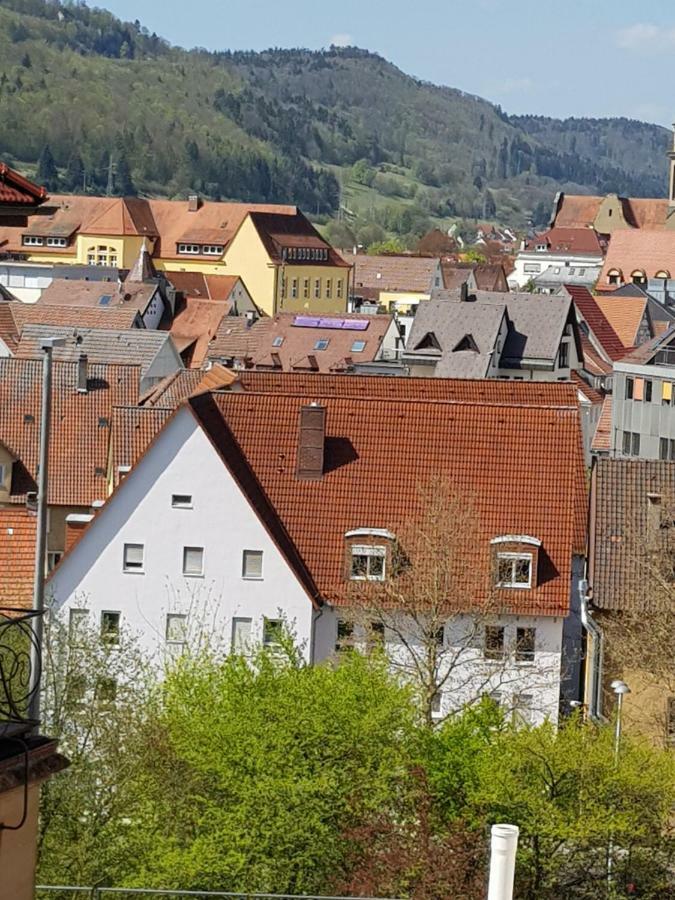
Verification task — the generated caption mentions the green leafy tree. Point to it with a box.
[351,158,376,187]
[36,143,58,190]
[367,237,405,255]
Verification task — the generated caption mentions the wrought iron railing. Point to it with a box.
[0,606,41,737]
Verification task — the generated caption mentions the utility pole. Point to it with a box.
[27,337,65,727]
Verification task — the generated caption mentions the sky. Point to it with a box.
[101,0,675,125]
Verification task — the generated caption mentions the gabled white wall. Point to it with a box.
[48,407,316,663]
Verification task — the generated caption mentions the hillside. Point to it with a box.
[0,0,670,245]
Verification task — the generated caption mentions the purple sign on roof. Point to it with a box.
[292,316,369,331]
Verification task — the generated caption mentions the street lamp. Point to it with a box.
[608,679,631,885]
[27,336,66,727]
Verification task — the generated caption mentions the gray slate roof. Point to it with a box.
[429,289,572,366]
[404,300,506,378]
[15,324,181,379]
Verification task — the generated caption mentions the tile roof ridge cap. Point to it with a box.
[224,389,579,410]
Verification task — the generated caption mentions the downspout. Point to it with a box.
[581,588,604,721]
[309,600,326,665]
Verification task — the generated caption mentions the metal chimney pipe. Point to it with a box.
[487,824,519,900]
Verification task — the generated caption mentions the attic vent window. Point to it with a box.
[452,334,479,353]
[98,417,109,428]
[172,494,193,508]
[24,414,35,424]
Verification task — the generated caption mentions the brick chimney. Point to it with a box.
[459,281,469,302]
[76,353,88,393]
[188,193,202,212]
[296,403,326,480]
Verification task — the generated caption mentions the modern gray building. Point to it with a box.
[611,326,675,459]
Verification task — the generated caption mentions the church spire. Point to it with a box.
[126,238,156,284]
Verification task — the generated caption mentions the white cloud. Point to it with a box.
[328,33,353,48]
[615,23,675,52]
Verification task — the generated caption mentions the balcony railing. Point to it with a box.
[0,606,41,737]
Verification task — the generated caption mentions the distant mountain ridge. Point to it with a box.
[0,0,669,239]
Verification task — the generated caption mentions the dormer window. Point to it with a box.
[631,269,647,286]
[345,528,396,582]
[607,269,622,286]
[491,535,541,589]
[178,243,201,255]
[22,235,44,246]
[535,243,547,252]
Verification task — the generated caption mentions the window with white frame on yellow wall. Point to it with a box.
[86,245,118,267]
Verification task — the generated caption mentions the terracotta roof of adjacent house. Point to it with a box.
[590,458,675,610]
[441,264,473,291]
[15,325,180,380]
[593,295,648,348]
[165,271,240,301]
[248,211,348,268]
[169,300,232,368]
[0,507,37,607]
[232,371,581,406]
[571,372,605,407]
[563,285,627,361]
[36,278,158,316]
[579,334,612,376]
[248,312,396,374]
[109,405,174,488]
[208,316,272,362]
[0,301,141,351]
[474,264,509,292]
[345,253,440,293]
[592,395,612,453]
[525,227,605,255]
[619,325,675,364]
[599,228,675,285]
[185,383,586,615]
[0,358,139,505]
[552,194,670,230]
[0,163,47,207]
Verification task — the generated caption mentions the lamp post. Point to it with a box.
[607,679,631,885]
[27,337,65,727]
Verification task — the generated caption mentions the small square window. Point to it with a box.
[101,611,120,645]
[231,616,253,653]
[625,377,634,400]
[242,549,263,579]
[263,617,283,646]
[172,494,193,508]
[351,340,366,353]
[123,542,144,572]
[350,545,386,581]
[272,336,284,347]
[182,546,204,576]
[97,676,117,703]
[166,613,187,645]
[336,619,354,653]
[69,608,89,644]
[484,625,505,660]
[314,339,330,351]
[516,627,536,662]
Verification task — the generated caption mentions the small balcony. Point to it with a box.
[0,606,41,738]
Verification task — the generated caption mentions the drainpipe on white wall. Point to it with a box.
[487,824,519,900]
[580,587,605,721]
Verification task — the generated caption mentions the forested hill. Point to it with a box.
[0,0,670,243]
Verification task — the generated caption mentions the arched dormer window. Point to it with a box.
[631,269,647,286]
[607,268,622,286]
[345,528,396,582]
[490,535,541,589]
[655,270,670,280]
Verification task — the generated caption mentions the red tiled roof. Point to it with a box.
[0,358,139,505]
[0,508,37,607]
[599,228,675,284]
[564,285,627,361]
[169,300,232,368]
[344,252,439,293]
[593,295,648,348]
[526,227,605,255]
[188,382,586,615]
[592,395,612,453]
[0,163,47,207]
[208,316,272,362]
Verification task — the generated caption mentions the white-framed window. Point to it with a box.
[336,279,343,299]
[326,278,332,299]
[231,616,253,653]
[291,278,298,299]
[101,610,121,645]
[123,542,144,573]
[22,235,44,246]
[182,546,204,576]
[46,236,68,247]
[166,613,188,645]
[335,619,354,653]
[350,545,386,581]
[242,549,263,579]
[47,550,63,572]
[263,617,283,647]
[351,340,366,353]
[512,693,534,727]
[314,278,321,299]
[68,608,89,644]
[171,494,193,508]
[484,625,505,660]
[178,243,201,255]
[303,278,309,299]
[515,627,536,663]
[496,553,532,588]
[524,263,541,274]
[558,341,569,368]
[202,244,224,255]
